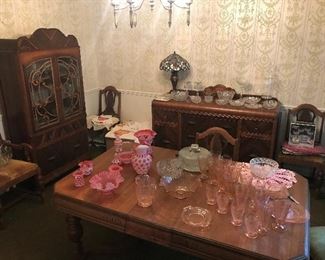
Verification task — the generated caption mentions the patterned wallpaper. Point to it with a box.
[0,0,324,107]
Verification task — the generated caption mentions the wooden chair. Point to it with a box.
[98,86,121,118]
[89,86,121,147]
[0,135,43,228]
[195,127,240,161]
[277,104,325,198]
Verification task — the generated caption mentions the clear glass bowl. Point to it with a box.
[190,95,202,104]
[181,206,212,227]
[249,157,279,179]
[244,96,261,105]
[161,173,201,199]
[216,90,235,100]
[156,158,183,180]
[171,90,188,102]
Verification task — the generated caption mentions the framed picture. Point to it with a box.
[288,122,316,147]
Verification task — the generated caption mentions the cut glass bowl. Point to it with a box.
[156,158,183,180]
[249,157,279,179]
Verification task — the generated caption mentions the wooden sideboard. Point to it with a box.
[152,99,280,162]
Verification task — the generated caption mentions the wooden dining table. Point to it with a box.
[54,146,310,259]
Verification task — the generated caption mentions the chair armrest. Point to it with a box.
[0,139,33,162]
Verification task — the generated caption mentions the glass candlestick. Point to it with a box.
[112,135,123,164]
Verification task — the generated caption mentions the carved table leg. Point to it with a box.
[66,215,84,258]
[0,197,4,229]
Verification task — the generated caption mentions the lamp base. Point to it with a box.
[170,71,178,91]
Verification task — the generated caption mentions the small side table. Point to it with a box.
[0,159,43,229]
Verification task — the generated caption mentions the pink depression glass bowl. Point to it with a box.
[118,151,134,164]
[89,170,124,194]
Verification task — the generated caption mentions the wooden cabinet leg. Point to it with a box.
[66,215,84,258]
[34,173,44,202]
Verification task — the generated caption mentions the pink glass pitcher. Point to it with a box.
[131,144,152,175]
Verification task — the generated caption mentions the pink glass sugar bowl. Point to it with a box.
[89,167,124,195]
[118,151,134,164]
[134,129,157,146]
[78,160,94,176]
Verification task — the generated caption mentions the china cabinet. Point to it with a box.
[0,28,89,184]
[152,99,280,162]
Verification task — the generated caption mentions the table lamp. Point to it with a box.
[160,51,190,91]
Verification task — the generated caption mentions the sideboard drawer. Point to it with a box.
[152,109,178,124]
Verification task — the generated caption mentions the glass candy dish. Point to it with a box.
[89,170,124,194]
[249,157,279,179]
[181,206,212,227]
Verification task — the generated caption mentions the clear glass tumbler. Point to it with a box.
[135,174,157,207]
[205,179,218,205]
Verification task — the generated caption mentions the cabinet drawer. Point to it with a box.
[36,143,65,175]
[181,114,237,147]
[62,131,89,162]
[241,119,274,135]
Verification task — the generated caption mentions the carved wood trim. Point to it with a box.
[17,28,79,52]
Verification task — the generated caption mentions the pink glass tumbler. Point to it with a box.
[73,170,85,187]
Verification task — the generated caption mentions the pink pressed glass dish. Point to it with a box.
[89,170,124,194]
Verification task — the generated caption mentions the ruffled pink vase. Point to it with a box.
[131,145,152,175]
[134,129,156,155]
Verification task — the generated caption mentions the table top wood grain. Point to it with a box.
[54,146,310,260]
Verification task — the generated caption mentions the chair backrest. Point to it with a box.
[195,127,240,161]
[98,86,121,118]
[286,104,324,145]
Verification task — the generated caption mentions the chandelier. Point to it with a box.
[111,0,193,28]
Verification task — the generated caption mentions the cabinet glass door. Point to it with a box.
[58,56,82,118]
[25,58,59,130]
